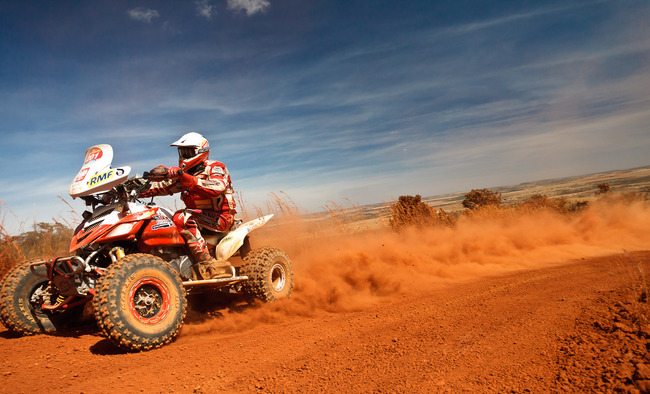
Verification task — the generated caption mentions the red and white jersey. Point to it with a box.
[143,160,236,213]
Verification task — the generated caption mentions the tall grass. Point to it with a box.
[1,202,24,280]
[235,191,301,221]
[0,200,75,280]
[322,199,379,233]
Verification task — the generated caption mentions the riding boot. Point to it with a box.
[186,240,234,280]
[186,239,212,263]
[197,258,234,279]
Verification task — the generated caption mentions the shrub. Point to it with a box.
[462,189,502,210]
[568,200,589,212]
[388,195,431,230]
[518,194,569,213]
[388,195,456,231]
[596,183,611,195]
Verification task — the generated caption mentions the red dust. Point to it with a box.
[182,198,650,336]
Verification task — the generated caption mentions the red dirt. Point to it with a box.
[2,199,650,393]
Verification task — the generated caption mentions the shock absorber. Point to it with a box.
[109,246,126,262]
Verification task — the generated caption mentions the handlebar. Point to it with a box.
[82,168,184,209]
[143,168,183,180]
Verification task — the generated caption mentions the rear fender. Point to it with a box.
[215,214,273,261]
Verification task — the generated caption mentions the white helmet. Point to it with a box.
[170,132,210,170]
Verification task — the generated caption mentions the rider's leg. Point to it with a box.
[173,210,233,279]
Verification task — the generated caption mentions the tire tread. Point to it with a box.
[92,253,187,351]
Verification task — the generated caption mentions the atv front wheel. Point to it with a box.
[0,260,82,335]
[93,253,187,351]
[240,247,293,302]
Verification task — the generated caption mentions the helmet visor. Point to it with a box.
[178,147,196,160]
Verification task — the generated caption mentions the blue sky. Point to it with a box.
[1,0,649,234]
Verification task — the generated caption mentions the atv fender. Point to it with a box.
[214,214,273,261]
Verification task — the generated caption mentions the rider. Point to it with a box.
[141,132,236,279]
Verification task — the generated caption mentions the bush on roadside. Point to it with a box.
[388,195,455,231]
[595,183,611,196]
[517,194,569,213]
[462,189,502,210]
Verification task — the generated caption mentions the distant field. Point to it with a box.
[318,165,650,229]
[424,165,650,212]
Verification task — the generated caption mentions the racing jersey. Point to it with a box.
[142,160,236,213]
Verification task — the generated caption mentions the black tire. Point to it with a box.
[92,253,187,351]
[0,260,82,335]
[240,247,293,302]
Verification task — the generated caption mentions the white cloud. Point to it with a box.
[195,0,215,20]
[227,0,270,16]
[127,7,160,23]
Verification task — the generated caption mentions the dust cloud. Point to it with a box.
[182,198,650,336]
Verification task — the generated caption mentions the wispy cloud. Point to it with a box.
[227,0,270,16]
[444,1,601,36]
[195,0,215,20]
[127,7,160,23]
[2,0,650,233]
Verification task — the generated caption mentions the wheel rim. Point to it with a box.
[28,280,50,315]
[270,262,286,292]
[128,277,171,324]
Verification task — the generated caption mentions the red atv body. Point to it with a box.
[0,144,293,351]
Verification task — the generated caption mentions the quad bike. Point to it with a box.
[0,144,293,351]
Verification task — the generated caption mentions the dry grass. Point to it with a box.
[323,199,378,233]
[0,200,75,280]
[235,191,302,221]
[0,201,26,280]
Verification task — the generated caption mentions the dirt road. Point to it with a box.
[4,200,650,393]
[1,250,648,393]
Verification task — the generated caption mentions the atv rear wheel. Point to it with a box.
[0,260,82,335]
[93,253,187,351]
[240,247,293,302]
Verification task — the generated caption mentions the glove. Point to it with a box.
[144,165,170,180]
[168,166,183,178]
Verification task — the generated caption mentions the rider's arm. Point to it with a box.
[140,178,181,197]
